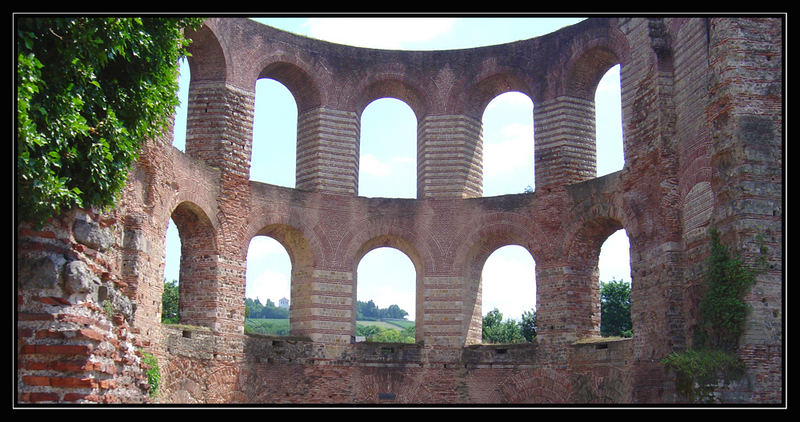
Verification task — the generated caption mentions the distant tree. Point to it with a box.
[482,308,527,344]
[161,279,179,323]
[520,309,537,341]
[600,278,632,337]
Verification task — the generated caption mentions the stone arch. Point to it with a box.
[464,71,534,120]
[351,233,425,342]
[256,60,322,115]
[185,22,228,84]
[563,209,629,339]
[251,223,315,276]
[168,201,219,328]
[354,77,428,123]
[454,212,538,344]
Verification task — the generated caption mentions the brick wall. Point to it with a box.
[16,16,783,405]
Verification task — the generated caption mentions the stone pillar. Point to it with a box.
[534,96,597,189]
[296,107,360,195]
[290,268,355,349]
[417,114,483,199]
[182,79,255,356]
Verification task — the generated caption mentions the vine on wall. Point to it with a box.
[662,229,760,403]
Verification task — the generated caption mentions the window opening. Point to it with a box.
[245,235,292,336]
[481,245,536,343]
[355,247,416,343]
[250,78,297,187]
[481,92,535,196]
[595,64,623,177]
[358,98,416,198]
[597,228,632,338]
[172,58,190,152]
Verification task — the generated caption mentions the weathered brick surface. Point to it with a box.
[16,17,783,405]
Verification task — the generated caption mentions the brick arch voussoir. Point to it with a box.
[170,200,219,256]
[350,72,430,122]
[562,200,627,265]
[337,222,430,277]
[462,70,535,120]
[562,24,631,100]
[243,209,322,271]
[454,212,538,281]
[253,56,325,114]
[185,20,229,84]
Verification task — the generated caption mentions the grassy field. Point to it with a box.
[245,318,414,336]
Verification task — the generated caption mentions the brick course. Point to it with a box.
[16,16,783,405]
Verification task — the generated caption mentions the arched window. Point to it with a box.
[172,58,190,152]
[481,92,535,196]
[250,78,297,187]
[161,218,180,323]
[481,245,536,343]
[595,64,623,177]
[597,228,632,338]
[244,235,292,336]
[358,98,416,198]
[355,247,416,342]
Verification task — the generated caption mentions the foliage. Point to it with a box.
[661,229,759,403]
[245,297,289,319]
[600,278,633,338]
[245,318,289,336]
[141,351,160,398]
[362,325,416,343]
[161,279,179,324]
[482,308,533,344]
[356,300,408,320]
[520,309,537,342]
[16,17,204,227]
[661,348,745,403]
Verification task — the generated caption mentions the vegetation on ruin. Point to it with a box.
[16,17,203,227]
[661,229,760,403]
[141,351,161,398]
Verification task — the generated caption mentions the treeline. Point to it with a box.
[245,297,288,319]
[356,300,408,320]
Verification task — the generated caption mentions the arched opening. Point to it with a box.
[161,219,181,323]
[480,245,537,343]
[172,57,190,152]
[481,92,535,196]
[167,202,217,328]
[355,247,416,343]
[595,64,623,177]
[597,228,632,338]
[250,78,297,187]
[358,98,417,198]
[244,235,292,336]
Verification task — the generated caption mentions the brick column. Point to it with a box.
[182,80,254,354]
[534,96,597,189]
[296,107,360,195]
[417,114,483,199]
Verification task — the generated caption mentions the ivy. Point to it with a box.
[661,229,760,403]
[141,351,161,398]
[16,17,204,227]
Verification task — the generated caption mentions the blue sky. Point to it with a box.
[165,17,630,322]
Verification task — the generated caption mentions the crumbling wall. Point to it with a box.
[16,16,783,405]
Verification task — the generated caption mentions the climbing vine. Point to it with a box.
[141,351,161,399]
[661,229,760,403]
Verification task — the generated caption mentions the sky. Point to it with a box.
[164,16,630,322]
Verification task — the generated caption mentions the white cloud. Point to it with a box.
[304,18,458,49]
[481,246,536,320]
[483,123,534,176]
[247,236,289,260]
[246,268,290,303]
